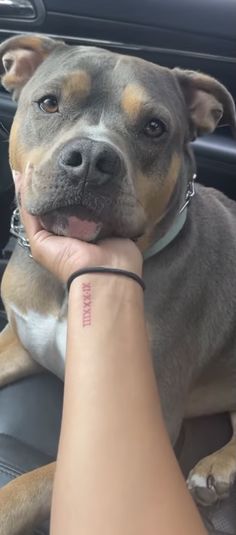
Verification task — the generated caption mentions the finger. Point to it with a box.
[16,172,102,280]
[30,232,99,282]
[20,202,42,241]
[12,169,21,196]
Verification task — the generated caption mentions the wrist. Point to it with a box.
[66,272,147,366]
[64,239,143,284]
[68,272,144,319]
[67,267,145,293]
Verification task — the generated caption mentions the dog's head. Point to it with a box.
[1,35,235,247]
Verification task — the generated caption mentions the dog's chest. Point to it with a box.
[12,305,67,379]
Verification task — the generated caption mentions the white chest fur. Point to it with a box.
[11,305,67,380]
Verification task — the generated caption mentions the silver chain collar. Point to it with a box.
[179,173,196,214]
[10,173,197,256]
[10,207,31,253]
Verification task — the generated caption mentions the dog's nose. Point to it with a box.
[58,138,125,186]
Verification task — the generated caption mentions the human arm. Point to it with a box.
[50,273,206,535]
[20,206,207,535]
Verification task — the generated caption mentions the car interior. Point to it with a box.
[0,1,236,533]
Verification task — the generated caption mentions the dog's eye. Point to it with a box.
[143,118,166,138]
[38,96,59,113]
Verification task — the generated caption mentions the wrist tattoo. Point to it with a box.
[82,282,92,327]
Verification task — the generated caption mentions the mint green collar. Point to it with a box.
[143,173,196,260]
[143,207,187,260]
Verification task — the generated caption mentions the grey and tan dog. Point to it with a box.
[0,34,236,534]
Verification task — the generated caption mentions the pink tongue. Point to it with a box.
[67,216,102,241]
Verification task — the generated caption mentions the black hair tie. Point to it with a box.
[67,267,145,292]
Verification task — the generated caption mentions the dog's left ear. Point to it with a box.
[0,34,64,101]
[173,68,236,139]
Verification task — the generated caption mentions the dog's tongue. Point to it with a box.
[66,216,102,241]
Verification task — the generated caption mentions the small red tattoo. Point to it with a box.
[82,282,92,327]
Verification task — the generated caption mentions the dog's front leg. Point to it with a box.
[187,412,236,505]
[0,462,55,535]
[0,323,42,387]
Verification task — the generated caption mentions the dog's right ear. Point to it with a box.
[0,34,64,101]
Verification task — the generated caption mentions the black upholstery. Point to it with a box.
[0,311,63,534]
[0,187,14,252]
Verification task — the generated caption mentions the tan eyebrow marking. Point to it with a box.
[62,70,91,100]
[121,83,149,120]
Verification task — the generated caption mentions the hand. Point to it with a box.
[15,173,142,284]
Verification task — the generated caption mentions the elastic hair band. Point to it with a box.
[67,267,145,292]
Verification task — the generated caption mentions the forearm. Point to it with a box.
[50,275,206,535]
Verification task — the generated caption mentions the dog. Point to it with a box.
[0,33,236,534]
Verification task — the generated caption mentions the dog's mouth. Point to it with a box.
[39,206,105,242]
